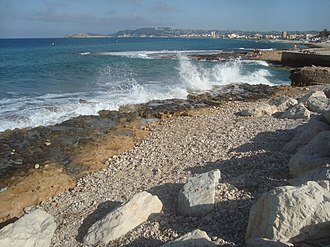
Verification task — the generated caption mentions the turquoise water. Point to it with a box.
[0,38,292,131]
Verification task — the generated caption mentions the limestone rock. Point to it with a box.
[245,181,330,243]
[290,221,330,247]
[83,191,163,245]
[0,209,56,247]
[305,97,329,113]
[240,103,278,117]
[178,170,220,216]
[289,131,330,177]
[269,96,298,112]
[290,66,330,86]
[161,229,217,247]
[283,116,330,153]
[280,103,310,119]
[291,167,330,186]
[246,237,293,247]
[298,90,327,105]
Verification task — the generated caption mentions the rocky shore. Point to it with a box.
[1,82,329,246]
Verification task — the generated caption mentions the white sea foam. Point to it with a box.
[0,55,286,132]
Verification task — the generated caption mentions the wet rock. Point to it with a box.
[269,96,298,112]
[178,170,220,216]
[291,167,330,186]
[280,103,310,119]
[289,131,330,177]
[161,229,217,247]
[83,191,163,245]
[283,116,330,153]
[0,209,56,247]
[290,66,330,86]
[245,180,330,243]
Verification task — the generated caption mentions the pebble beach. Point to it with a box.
[38,89,313,246]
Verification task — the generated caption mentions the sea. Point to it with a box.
[0,38,293,132]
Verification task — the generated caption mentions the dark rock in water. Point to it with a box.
[290,66,330,86]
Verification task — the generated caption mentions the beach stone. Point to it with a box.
[288,131,330,177]
[246,237,293,247]
[240,103,278,117]
[280,103,310,119]
[269,96,298,112]
[283,116,330,153]
[83,191,163,245]
[305,97,329,113]
[290,221,330,247]
[245,180,330,243]
[178,170,220,216]
[291,167,330,186]
[0,209,56,247]
[298,90,327,105]
[161,229,217,247]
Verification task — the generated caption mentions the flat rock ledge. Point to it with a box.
[83,191,162,245]
[177,170,220,217]
[0,209,56,247]
[161,229,217,247]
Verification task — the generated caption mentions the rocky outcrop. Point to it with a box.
[280,103,310,119]
[0,209,56,247]
[83,191,162,245]
[290,66,330,86]
[245,181,330,243]
[161,229,217,247]
[288,131,330,177]
[177,170,220,216]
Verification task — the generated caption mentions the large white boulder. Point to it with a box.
[83,191,163,245]
[0,209,56,247]
[178,170,220,216]
[245,181,330,243]
[306,97,329,113]
[283,116,330,153]
[298,90,327,105]
[161,229,217,247]
[288,131,330,177]
[240,103,278,117]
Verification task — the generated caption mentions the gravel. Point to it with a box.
[41,99,306,246]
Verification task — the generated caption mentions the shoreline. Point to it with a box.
[0,83,308,225]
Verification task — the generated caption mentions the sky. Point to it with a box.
[0,0,329,38]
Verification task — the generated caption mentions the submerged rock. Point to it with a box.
[178,170,220,216]
[83,191,163,245]
[0,209,56,247]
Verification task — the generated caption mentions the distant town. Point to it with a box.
[65,27,330,43]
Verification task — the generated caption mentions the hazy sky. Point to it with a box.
[0,0,329,38]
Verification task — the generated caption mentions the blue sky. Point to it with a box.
[0,0,329,38]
